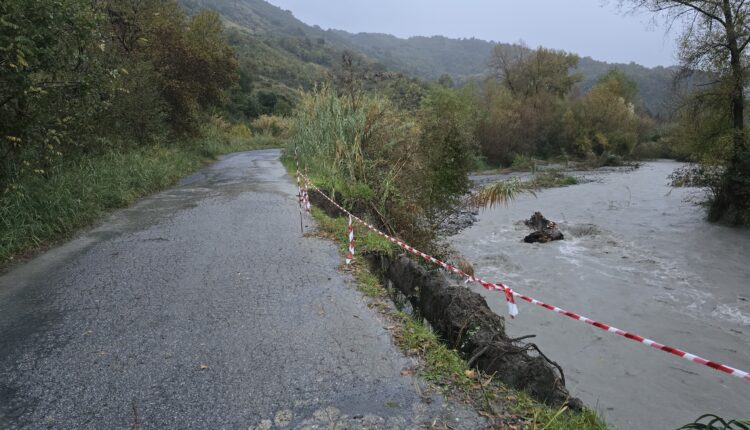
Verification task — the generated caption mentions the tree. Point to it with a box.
[330,51,366,109]
[564,77,640,156]
[418,86,477,224]
[490,44,580,100]
[624,0,750,223]
[471,79,524,164]
[103,1,238,135]
[380,74,429,111]
[185,11,240,109]
[483,45,580,161]
[1,0,105,183]
[1,0,239,187]
[597,69,639,104]
[437,73,455,88]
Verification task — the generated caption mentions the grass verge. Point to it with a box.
[308,206,608,430]
[0,126,280,265]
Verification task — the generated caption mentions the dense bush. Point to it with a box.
[287,85,475,248]
[0,0,238,188]
[417,86,478,220]
[668,83,750,224]
[0,0,244,260]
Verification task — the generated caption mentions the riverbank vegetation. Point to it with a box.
[624,0,750,225]
[209,0,750,225]
[474,48,657,167]
[287,84,477,250]
[290,21,750,226]
[285,45,659,249]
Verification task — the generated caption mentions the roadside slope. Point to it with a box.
[0,149,482,429]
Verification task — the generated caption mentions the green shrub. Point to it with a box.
[287,85,431,244]
[287,85,476,248]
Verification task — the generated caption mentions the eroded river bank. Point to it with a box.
[451,161,750,429]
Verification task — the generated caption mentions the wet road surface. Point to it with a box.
[0,150,483,429]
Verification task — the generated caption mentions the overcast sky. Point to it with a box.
[265,0,678,67]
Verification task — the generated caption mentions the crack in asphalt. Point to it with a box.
[0,149,485,429]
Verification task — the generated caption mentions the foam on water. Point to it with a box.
[712,304,750,327]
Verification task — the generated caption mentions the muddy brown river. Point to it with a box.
[451,161,750,429]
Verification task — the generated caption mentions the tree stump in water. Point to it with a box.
[524,212,564,243]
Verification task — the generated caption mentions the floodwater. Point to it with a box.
[451,161,750,429]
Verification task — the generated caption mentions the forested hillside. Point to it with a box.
[179,0,337,118]
[180,0,683,116]
[328,31,496,80]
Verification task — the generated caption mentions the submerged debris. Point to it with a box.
[523,212,564,244]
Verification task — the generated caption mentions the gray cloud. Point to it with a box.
[266,0,678,67]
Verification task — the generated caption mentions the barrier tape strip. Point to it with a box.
[303,167,311,213]
[294,150,311,213]
[303,176,750,383]
[305,178,518,317]
[346,215,355,265]
[294,156,304,209]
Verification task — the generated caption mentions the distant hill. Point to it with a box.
[327,31,496,80]
[330,32,681,116]
[179,0,336,79]
[179,0,681,117]
[576,57,680,117]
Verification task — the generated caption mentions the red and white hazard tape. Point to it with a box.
[294,157,304,209]
[305,178,518,317]
[346,215,355,265]
[294,156,311,213]
[303,168,311,213]
[302,176,750,383]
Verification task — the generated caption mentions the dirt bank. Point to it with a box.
[368,253,581,409]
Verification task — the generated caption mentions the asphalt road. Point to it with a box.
[0,150,483,429]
